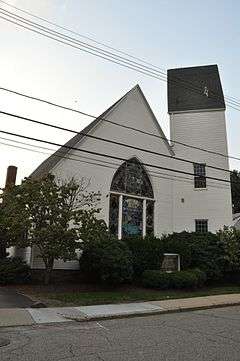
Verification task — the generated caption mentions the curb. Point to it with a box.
[64,300,240,323]
[1,300,240,328]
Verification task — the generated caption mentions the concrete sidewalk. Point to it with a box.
[1,293,240,327]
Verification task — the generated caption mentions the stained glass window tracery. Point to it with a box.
[109,158,154,238]
[146,200,154,235]
[110,158,153,198]
[122,197,143,237]
[109,194,119,236]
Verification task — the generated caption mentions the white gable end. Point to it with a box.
[51,85,174,237]
[52,85,173,172]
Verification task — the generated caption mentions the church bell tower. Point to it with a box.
[167,65,232,233]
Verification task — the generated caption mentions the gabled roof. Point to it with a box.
[31,85,173,178]
[136,85,174,156]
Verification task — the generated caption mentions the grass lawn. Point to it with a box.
[16,284,240,307]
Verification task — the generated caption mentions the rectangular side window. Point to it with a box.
[194,163,206,188]
[195,219,208,233]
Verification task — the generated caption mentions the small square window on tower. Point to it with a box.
[195,219,208,233]
[193,163,206,188]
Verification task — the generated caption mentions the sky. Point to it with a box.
[0,0,240,187]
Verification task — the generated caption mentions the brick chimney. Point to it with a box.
[5,165,17,189]
[0,166,18,258]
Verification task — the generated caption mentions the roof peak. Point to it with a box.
[31,84,173,178]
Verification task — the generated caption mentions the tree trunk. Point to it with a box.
[44,258,54,285]
[0,242,7,259]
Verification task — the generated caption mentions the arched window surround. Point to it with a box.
[109,157,154,239]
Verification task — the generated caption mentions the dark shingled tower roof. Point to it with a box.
[167,65,225,113]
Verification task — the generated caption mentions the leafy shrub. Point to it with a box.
[142,270,171,289]
[0,257,31,285]
[79,236,133,285]
[124,235,164,277]
[192,268,208,287]
[161,232,193,269]
[124,232,221,281]
[217,227,240,272]
[142,269,207,290]
[169,271,197,289]
[170,269,207,289]
[161,232,223,280]
[188,233,224,280]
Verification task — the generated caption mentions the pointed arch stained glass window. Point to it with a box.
[110,158,153,198]
[109,158,154,238]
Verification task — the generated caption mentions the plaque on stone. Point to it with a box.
[161,253,180,272]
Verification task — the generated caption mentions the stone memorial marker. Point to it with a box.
[161,253,180,272]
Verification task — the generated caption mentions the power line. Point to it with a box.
[0,7,168,83]
[0,7,235,191]
[0,0,167,72]
[1,84,239,163]
[224,95,240,106]
[0,110,233,176]
[0,2,239,108]
[0,139,117,171]
[0,11,238,162]
[0,128,232,184]
[0,134,228,186]
[0,135,229,190]
[1,8,240,112]
[0,14,169,85]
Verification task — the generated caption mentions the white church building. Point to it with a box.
[27,64,232,270]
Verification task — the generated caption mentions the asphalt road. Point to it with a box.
[0,287,33,308]
[1,306,240,360]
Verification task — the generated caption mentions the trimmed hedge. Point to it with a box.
[142,270,170,289]
[142,269,207,290]
[0,257,31,285]
[124,232,222,281]
[124,235,164,277]
[161,232,223,280]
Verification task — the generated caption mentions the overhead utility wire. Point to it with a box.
[0,7,213,104]
[0,8,168,82]
[0,136,229,190]
[4,11,226,116]
[0,85,239,162]
[0,8,240,111]
[0,127,232,184]
[225,94,240,106]
[0,110,233,175]
[1,8,239,110]
[0,141,229,191]
[2,0,240,108]
[0,14,169,84]
[0,11,238,159]
[0,133,228,190]
[0,0,168,72]
[0,2,239,108]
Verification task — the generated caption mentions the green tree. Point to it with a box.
[217,226,240,272]
[1,175,101,284]
[0,203,8,259]
[231,170,240,214]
